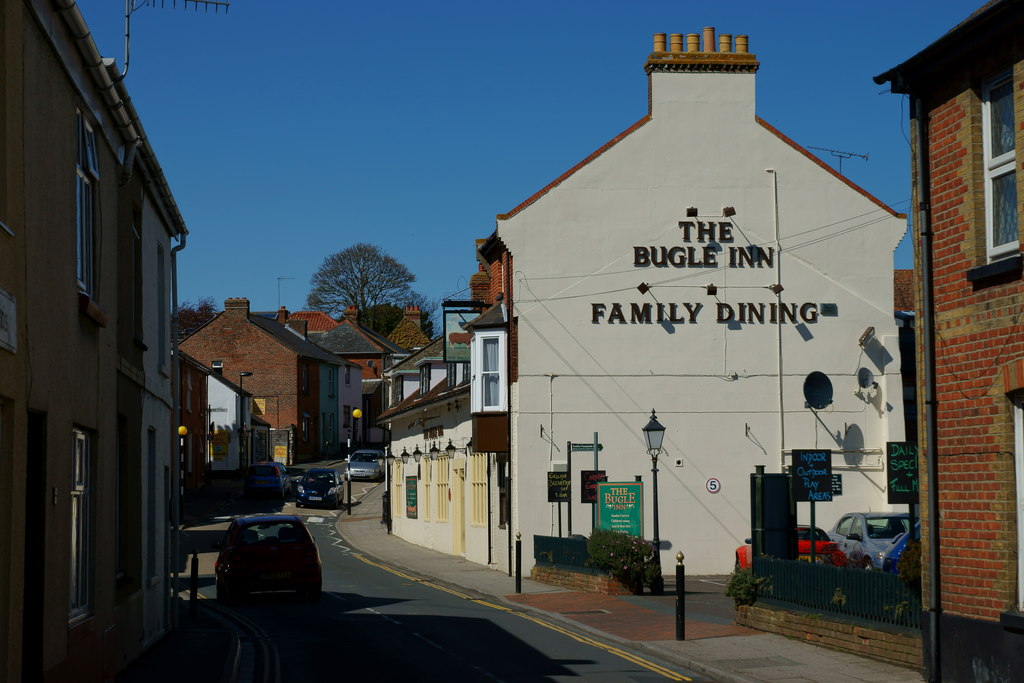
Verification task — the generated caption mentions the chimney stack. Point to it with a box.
[344,305,359,326]
[647,27,757,74]
[469,264,491,304]
[404,305,421,328]
[276,306,289,324]
[224,297,250,318]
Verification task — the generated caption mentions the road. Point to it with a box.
[184,472,705,682]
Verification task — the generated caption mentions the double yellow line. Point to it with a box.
[354,554,690,681]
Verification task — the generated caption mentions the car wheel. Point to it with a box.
[217,578,234,605]
[861,556,874,570]
[296,501,303,508]
[303,586,322,602]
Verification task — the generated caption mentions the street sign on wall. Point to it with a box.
[570,442,603,452]
[596,481,643,535]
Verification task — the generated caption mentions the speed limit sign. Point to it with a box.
[706,478,721,494]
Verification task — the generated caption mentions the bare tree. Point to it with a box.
[306,243,418,319]
[177,296,219,339]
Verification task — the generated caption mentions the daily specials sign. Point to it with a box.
[590,219,822,325]
[547,471,570,503]
[886,442,919,504]
[596,482,643,536]
[791,449,833,502]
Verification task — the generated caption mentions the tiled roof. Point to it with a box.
[290,311,340,333]
[378,378,469,421]
[388,337,444,374]
[388,318,431,349]
[894,270,915,312]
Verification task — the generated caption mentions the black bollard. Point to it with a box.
[189,548,199,619]
[515,532,522,594]
[675,551,685,640]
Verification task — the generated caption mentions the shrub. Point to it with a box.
[725,567,767,606]
[898,539,922,593]
[587,529,660,591]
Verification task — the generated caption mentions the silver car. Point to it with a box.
[828,512,909,570]
[346,449,384,481]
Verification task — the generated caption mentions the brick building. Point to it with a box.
[181,298,343,463]
[876,1,1024,678]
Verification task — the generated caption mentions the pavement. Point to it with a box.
[119,457,924,682]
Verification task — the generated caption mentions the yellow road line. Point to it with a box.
[353,554,690,681]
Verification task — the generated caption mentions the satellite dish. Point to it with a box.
[803,371,833,410]
[857,367,875,389]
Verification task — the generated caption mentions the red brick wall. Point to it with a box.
[530,566,633,595]
[915,59,1024,622]
[181,299,301,431]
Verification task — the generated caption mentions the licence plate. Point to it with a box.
[260,571,292,579]
[309,496,322,501]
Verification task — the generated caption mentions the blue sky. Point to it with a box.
[76,0,977,315]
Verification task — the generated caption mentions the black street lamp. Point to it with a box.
[642,409,666,553]
[383,450,395,534]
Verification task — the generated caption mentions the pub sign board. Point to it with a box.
[791,449,833,502]
[886,442,919,504]
[596,481,643,536]
[547,471,570,503]
[580,470,607,504]
[405,475,418,518]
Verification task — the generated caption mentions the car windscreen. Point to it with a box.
[248,465,279,477]
[866,517,908,539]
[350,454,379,463]
[303,472,335,484]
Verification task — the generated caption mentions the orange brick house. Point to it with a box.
[876,1,1024,678]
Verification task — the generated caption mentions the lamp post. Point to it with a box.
[445,439,457,459]
[383,450,395,533]
[642,410,666,553]
[350,408,362,456]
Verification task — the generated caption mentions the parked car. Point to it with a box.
[244,461,289,498]
[347,449,384,481]
[882,521,921,574]
[828,512,909,569]
[214,514,322,603]
[735,526,847,569]
[295,468,344,509]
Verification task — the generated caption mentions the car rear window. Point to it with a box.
[248,465,279,477]
[238,522,307,545]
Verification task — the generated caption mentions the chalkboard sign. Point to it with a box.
[791,449,833,501]
[831,474,843,496]
[580,470,606,504]
[547,471,570,502]
[886,442,919,504]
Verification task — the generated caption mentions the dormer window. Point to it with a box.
[471,331,507,412]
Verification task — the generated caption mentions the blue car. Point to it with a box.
[882,521,921,574]
[244,461,288,498]
[295,468,343,509]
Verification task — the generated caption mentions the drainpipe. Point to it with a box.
[767,169,785,472]
[913,96,941,682]
[169,231,187,629]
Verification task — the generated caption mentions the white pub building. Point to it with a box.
[387,29,908,576]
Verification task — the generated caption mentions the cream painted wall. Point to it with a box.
[500,68,908,575]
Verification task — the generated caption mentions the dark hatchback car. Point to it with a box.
[295,468,344,509]
[214,514,322,603]
[244,461,289,498]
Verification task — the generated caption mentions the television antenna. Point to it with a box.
[112,0,230,82]
[277,277,295,310]
[807,146,868,175]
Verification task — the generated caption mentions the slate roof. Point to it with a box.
[378,377,469,421]
[389,337,444,373]
[315,319,408,355]
[248,316,341,365]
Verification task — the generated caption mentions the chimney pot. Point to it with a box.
[653,33,667,52]
[719,33,732,53]
[702,26,715,52]
[344,305,359,326]
[669,33,683,53]
[686,33,700,53]
[276,306,288,324]
[735,34,749,54]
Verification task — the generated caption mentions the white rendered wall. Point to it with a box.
[499,69,907,575]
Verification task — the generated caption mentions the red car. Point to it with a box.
[215,514,322,603]
[735,526,847,569]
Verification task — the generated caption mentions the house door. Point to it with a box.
[452,465,466,555]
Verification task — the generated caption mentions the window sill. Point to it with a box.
[78,292,109,327]
[966,254,1022,287]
